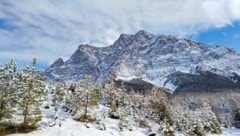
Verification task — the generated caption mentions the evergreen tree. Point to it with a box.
[0,60,19,120]
[72,75,101,122]
[149,89,174,124]
[52,79,66,110]
[229,98,240,128]
[90,88,101,106]
[63,83,76,113]
[193,123,205,136]
[108,88,124,119]
[80,75,101,118]
[19,58,45,126]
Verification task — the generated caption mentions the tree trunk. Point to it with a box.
[24,84,31,126]
[84,92,89,117]
[23,106,28,126]
[0,101,4,120]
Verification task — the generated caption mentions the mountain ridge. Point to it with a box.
[45,30,240,92]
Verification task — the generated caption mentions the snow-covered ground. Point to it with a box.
[207,129,240,136]
[10,118,147,136]
[9,100,151,136]
[8,102,240,136]
[7,84,240,136]
[9,118,240,136]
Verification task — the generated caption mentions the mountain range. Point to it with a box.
[45,30,240,93]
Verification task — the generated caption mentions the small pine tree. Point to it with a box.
[90,88,101,106]
[0,60,19,120]
[63,83,76,113]
[79,75,101,118]
[109,97,121,119]
[163,117,175,136]
[229,98,240,128]
[52,80,66,109]
[148,88,175,136]
[163,130,175,136]
[233,107,240,128]
[150,97,174,126]
[138,118,149,128]
[118,114,128,131]
[108,88,127,120]
[111,98,118,113]
[19,58,45,126]
[72,75,102,122]
[205,107,222,134]
[209,119,222,134]
[193,123,205,136]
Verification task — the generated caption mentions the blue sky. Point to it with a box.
[195,21,240,52]
[0,0,240,69]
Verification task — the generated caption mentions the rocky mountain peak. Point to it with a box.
[133,30,154,44]
[77,44,97,51]
[45,30,240,92]
[134,30,152,37]
[113,33,133,47]
[48,58,64,69]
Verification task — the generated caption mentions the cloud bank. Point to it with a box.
[0,0,240,67]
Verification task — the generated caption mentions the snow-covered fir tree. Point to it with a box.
[19,58,46,126]
[52,79,66,110]
[65,75,102,122]
[0,60,19,121]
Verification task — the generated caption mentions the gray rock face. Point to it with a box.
[48,58,64,69]
[45,30,240,92]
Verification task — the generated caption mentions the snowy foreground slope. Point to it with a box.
[9,103,240,136]
[10,117,147,136]
[9,123,240,136]
[10,110,148,136]
[9,118,240,136]
[45,30,240,92]
[209,129,240,136]
[8,87,240,136]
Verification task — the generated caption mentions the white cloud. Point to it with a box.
[0,0,240,67]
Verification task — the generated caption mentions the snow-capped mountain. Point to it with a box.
[45,30,240,92]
